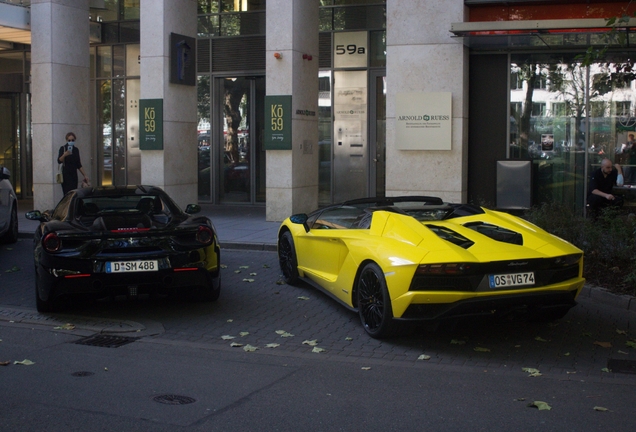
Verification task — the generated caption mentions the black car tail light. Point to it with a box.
[416,263,472,275]
[43,232,62,253]
[196,226,214,245]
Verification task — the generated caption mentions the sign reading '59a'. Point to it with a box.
[334,31,367,68]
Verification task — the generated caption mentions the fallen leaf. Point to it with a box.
[227,319,233,322]
[234,270,241,274]
[220,264,228,269]
[594,341,612,348]
[276,280,285,285]
[249,272,257,276]
[279,332,294,338]
[221,335,235,340]
[239,266,250,269]
[345,337,353,341]
[14,359,35,366]
[0,361,10,366]
[601,368,611,373]
[418,354,431,360]
[263,264,270,268]
[514,398,526,402]
[312,347,326,353]
[302,339,318,346]
[566,371,577,374]
[298,296,310,300]
[361,367,371,370]
[564,352,570,356]
[242,278,255,283]
[243,344,258,352]
[616,329,627,335]
[104,367,108,371]
[618,350,629,355]
[522,367,541,375]
[474,347,490,352]
[582,332,593,337]
[535,336,548,342]
[5,266,20,273]
[593,406,609,412]
[626,341,636,348]
[239,332,250,337]
[450,339,466,345]
[230,342,243,347]
[54,323,75,330]
[275,330,287,335]
[265,343,280,348]
[528,401,552,411]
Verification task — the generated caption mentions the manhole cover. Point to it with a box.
[152,394,197,405]
[607,358,636,375]
[71,371,95,377]
[73,334,138,348]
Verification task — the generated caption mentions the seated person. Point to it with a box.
[587,158,624,210]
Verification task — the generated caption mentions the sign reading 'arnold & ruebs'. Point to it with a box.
[396,92,452,150]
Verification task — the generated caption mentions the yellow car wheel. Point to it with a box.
[357,262,395,339]
[278,231,300,285]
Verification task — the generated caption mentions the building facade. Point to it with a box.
[0,0,634,220]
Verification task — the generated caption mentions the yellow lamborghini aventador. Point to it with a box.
[277,196,585,338]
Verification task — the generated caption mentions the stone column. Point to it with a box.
[386,0,468,203]
[31,0,91,210]
[265,0,319,221]
[139,0,197,208]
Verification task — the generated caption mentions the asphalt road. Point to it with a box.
[1,238,636,431]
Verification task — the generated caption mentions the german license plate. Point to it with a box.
[488,272,535,288]
[106,260,158,273]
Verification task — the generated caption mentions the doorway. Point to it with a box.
[213,76,265,204]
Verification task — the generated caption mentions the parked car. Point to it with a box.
[0,166,18,244]
[278,196,585,338]
[26,185,221,312]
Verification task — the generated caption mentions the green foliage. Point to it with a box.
[523,202,636,296]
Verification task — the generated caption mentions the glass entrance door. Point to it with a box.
[0,93,20,195]
[215,76,265,204]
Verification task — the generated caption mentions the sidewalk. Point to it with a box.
[17,199,280,251]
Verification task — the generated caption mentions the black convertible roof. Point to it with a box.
[343,196,445,207]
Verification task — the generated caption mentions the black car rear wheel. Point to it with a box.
[0,205,18,244]
[35,272,62,313]
[278,231,299,285]
[357,262,395,339]
[197,271,221,302]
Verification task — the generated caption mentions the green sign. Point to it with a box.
[139,99,163,150]
[265,95,292,150]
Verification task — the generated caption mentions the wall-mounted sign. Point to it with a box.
[334,31,367,69]
[395,92,452,150]
[139,99,163,150]
[170,33,196,86]
[264,95,292,150]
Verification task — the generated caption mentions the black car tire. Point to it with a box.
[278,231,299,285]
[35,271,62,313]
[197,271,221,302]
[357,262,395,339]
[0,205,18,244]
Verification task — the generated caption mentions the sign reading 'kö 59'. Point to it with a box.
[264,95,292,150]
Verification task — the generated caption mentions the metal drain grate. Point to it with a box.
[73,334,138,348]
[607,358,636,375]
[153,394,197,405]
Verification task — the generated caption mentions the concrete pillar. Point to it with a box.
[139,0,197,208]
[31,0,91,210]
[265,0,319,221]
[386,0,468,203]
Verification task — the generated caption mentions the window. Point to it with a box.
[551,102,568,117]
[531,103,546,117]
